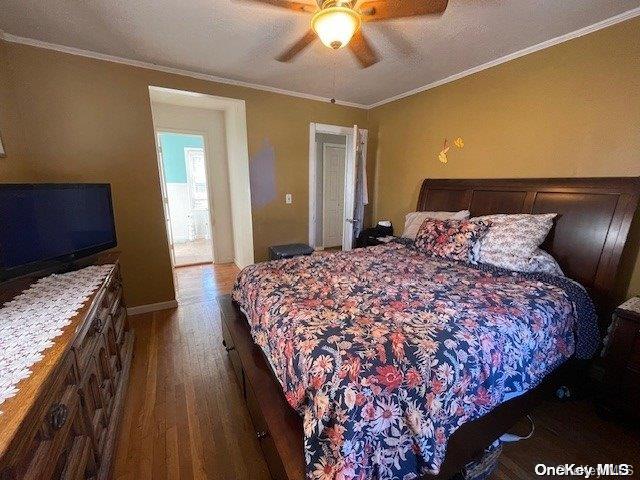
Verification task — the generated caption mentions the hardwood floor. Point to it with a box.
[173,263,240,306]
[114,263,640,479]
[113,263,271,480]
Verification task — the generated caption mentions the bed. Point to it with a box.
[220,177,640,480]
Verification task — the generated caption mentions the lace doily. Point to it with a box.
[0,265,114,412]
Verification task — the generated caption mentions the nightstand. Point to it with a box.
[599,296,640,421]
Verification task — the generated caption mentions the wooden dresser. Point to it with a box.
[600,297,640,421]
[0,252,134,480]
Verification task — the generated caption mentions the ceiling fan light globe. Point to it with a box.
[311,6,360,50]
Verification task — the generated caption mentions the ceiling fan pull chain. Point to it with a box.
[330,57,337,104]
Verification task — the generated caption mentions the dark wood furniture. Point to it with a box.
[417,177,640,326]
[0,252,134,480]
[222,177,640,480]
[600,297,640,421]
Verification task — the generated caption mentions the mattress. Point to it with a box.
[232,242,597,479]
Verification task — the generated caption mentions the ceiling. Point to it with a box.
[1,0,638,106]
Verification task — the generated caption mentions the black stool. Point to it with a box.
[268,243,314,260]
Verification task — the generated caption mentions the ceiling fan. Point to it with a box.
[242,0,449,68]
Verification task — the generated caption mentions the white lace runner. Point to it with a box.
[0,264,114,412]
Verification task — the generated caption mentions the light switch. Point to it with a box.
[285,194,292,204]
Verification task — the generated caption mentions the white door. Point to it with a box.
[155,138,176,266]
[322,144,346,247]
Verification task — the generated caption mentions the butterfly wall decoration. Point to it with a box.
[438,137,464,164]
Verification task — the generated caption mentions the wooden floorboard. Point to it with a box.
[114,263,640,479]
[113,263,271,480]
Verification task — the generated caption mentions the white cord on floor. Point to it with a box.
[499,415,535,443]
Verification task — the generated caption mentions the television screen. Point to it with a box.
[0,184,117,281]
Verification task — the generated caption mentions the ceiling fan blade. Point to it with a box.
[359,0,448,21]
[348,30,379,68]
[240,0,317,13]
[276,30,318,62]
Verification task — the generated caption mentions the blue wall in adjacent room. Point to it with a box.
[158,132,204,183]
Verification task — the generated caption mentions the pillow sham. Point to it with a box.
[471,213,556,267]
[480,248,564,276]
[402,210,470,240]
[415,218,490,262]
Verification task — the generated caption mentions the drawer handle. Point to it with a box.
[95,314,110,334]
[49,403,69,431]
[256,431,268,440]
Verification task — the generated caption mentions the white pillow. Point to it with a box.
[402,210,470,240]
[471,213,556,270]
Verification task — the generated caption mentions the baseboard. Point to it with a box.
[127,299,178,316]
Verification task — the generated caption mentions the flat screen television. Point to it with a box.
[0,184,117,281]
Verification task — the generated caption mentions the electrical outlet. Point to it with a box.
[285,194,292,204]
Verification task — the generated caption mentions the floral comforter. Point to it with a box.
[232,242,597,480]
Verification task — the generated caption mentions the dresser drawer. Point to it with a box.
[60,435,96,480]
[104,269,123,311]
[245,384,287,480]
[112,301,127,347]
[78,356,109,458]
[72,291,111,376]
[7,355,87,480]
[94,336,115,420]
[222,320,244,390]
[102,314,123,377]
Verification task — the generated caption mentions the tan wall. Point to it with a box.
[2,17,638,305]
[0,41,369,307]
[0,42,30,180]
[369,17,640,297]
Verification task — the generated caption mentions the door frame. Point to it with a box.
[308,123,367,251]
[149,86,255,271]
[321,142,347,248]
[154,128,217,267]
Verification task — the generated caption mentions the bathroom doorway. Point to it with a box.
[157,131,214,267]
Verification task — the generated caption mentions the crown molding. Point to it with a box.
[367,6,640,109]
[0,31,368,109]
[2,6,639,110]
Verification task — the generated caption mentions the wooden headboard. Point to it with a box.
[417,177,640,321]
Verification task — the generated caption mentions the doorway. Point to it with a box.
[149,86,254,304]
[309,123,367,251]
[157,131,214,267]
[319,139,347,248]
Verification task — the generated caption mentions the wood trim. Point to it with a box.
[126,299,178,315]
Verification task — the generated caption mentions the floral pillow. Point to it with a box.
[415,218,491,262]
[402,210,470,240]
[471,213,557,269]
